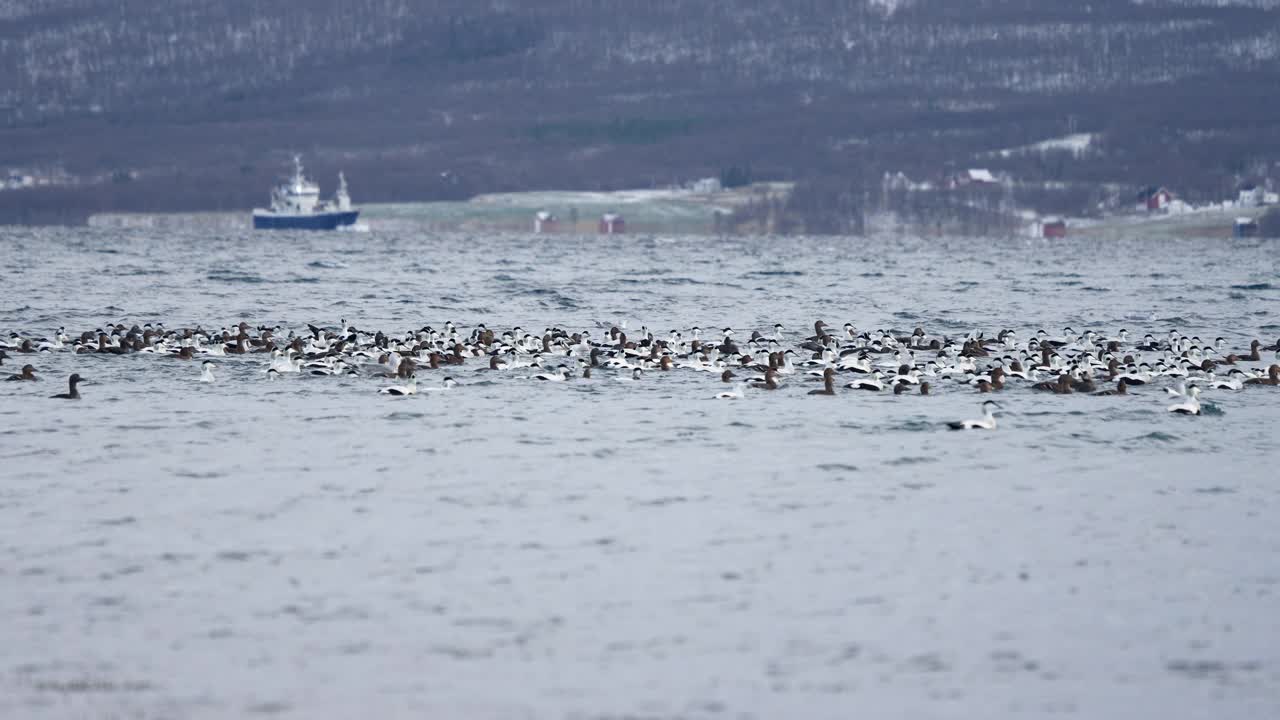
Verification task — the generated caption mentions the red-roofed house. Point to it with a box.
[1042,217,1067,239]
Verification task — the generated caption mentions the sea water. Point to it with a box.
[1,228,1278,718]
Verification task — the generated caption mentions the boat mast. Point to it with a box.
[336,171,351,211]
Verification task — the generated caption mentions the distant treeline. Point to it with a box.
[1,0,1278,230]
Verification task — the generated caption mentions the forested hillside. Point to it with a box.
[1,0,1278,228]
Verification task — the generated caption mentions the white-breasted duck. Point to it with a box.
[845,372,884,392]
[536,365,572,382]
[1166,386,1202,415]
[379,375,418,396]
[715,383,747,400]
[948,401,999,431]
[420,377,458,392]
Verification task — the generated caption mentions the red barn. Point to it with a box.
[1042,217,1067,239]
[599,213,625,234]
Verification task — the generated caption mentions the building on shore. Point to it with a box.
[1138,186,1175,212]
[534,210,558,234]
[1041,216,1067,238]
[690,177,722,194]
[1238,184,1265,208]
[599,213,625,234]
[946,168,998,189]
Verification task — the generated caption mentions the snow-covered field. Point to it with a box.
[993,133,1096,158]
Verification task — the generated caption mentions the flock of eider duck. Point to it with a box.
[3,320,1278,429]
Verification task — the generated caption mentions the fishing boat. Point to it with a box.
[252,156,359,230]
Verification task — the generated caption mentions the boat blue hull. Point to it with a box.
[253,210,360,230]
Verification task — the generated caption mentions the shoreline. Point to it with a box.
[75,186,1275,239]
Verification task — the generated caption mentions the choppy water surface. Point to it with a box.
[1,228,1278,719]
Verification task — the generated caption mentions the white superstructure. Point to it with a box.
[252,155,360,230]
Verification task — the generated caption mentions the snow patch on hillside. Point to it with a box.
[993,133,1096,158]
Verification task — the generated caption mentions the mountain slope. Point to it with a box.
[1,0,1278,226]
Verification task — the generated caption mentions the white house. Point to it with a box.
[1238,185,1265,207]
[966,168,997,184]
[691,177,722,194]
[534,210,557,234]
[4,173,33,190]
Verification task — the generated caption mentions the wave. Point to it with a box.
[207,270,266,284]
